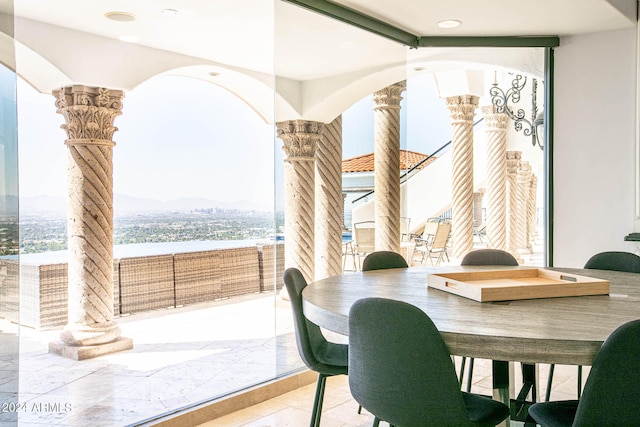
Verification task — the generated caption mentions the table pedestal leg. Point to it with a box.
[493,360,540,427]
[493,360,514,427]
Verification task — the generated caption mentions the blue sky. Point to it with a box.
[17,73,452,210]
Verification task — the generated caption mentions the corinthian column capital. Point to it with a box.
[446,95,480,122]
[506,151,522,175]
[373,81,406,110]
[481,105,509,130]
[53,85,124,143]
[277,120,323,159]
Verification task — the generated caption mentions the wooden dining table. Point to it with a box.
[302,265,640,423]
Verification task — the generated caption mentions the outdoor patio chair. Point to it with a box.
[529,319,640,427]
[473,223,487,242]
[353,221,375,271]
[400,216,411,242]
[412,221,451,266]
[283,268,349,427]
[349,297,510,427]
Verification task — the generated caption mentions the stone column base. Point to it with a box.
[49,336,133,361]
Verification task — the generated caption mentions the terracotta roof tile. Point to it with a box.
[342,150,434,173]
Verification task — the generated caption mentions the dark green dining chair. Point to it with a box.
[348,297,510,427]
[546,251,640,402]
[459,249,520,393]
[359,250,409,416]
[529,319,640,427]
[460,249,519,268]
[583,250,640,273]
[362,250,408,271]
[283,267,349,427]
[460,249,538,423]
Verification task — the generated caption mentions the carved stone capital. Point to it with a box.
[506,151,522,175]
[53,86,124,142]
[481,105,509,130]
[446,95,480,122]
[373,81,406,110]
[518,161,532,178]
[277,120,323,159]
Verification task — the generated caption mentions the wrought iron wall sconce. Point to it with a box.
[489,74,544,150]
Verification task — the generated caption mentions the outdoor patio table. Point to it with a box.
[302,265,640,424]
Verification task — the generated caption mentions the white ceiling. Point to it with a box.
[9,0,637,81]
[2,0,637,121]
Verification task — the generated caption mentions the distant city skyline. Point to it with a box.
[17,74,452,211]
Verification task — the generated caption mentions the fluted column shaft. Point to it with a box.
[51,85,132,359]
[473,191,484,228]
[528,174,538,249]
[373,81,406,253]
[482,106,509,250]
[446,95,479,259]
[506,151,522,258]
[277,120,322,283]
[517,162,532,254]
[315,116,343,280]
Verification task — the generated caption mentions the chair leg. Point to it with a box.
[342,249,347,271]
[521,363,537,402]
[433,252,440,266]
[577,365,583,399]
[372,417,380,427]
[459,356,467,386]
[512,363,537,424]
[310,374,327,427]
[466,357,475,392]
[545,363,555,401]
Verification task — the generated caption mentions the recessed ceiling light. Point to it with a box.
[118,35,140,43]
[105,11,136,22]
[437,19,462,29]
[162,8,178,17]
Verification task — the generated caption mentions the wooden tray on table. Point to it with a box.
[427,268,610,302]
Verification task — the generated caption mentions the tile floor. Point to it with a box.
[200,359,586,427]
[0,293,304,427]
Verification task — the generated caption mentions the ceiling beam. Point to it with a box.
[282,0,420,47]
[418,36,560,48]
[282,0,560,48]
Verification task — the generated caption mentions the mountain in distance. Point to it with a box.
[19,194,272,215]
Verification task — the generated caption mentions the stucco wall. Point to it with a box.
[553,27,638,267]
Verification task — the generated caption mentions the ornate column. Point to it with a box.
[506,151,522,259]
[373,81,406,253]
[473,191,484,229]
[517,162,533,254]
[482,106,509,250]
[277,120,322,283]
[446,95,479,259]
[49,85,132,360]
[315,116,343,280]
[342,193,347,230]
[528,173,538,249]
